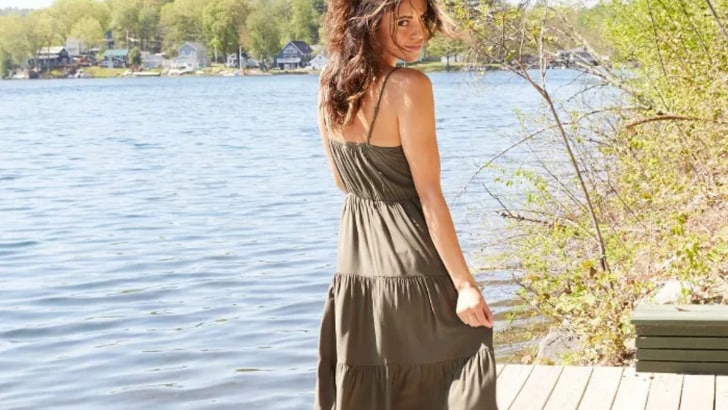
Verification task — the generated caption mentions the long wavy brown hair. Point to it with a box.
[319,0,451,131]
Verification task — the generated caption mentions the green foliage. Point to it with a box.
[159,0,208,53]
[48,0,109,42]
[202,0,248,62]
[449,0,728,364]
[286,0,321,45]
[128,46,142,66]
[69,16,104,49]
[244,2,281,62]
[0,47,11,78]
[426,35,467,68]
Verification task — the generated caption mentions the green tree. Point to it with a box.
[426,35,466,69]
[287,0,319,44]
[159,0,207,54]
[48,0,110,42]
[244,3,281,62]
[69,16,104,50]
[29,11,60,68]
[109,0,142,48]
[106,0,166,50]
[203,0,249,63]
[128,46,142,66]
[0,47,11,78]
[138,6,160,51]
[0,15,28,66]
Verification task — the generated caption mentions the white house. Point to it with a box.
[141,52,169,69]
[306,54,327,70]
[65,37,84,57]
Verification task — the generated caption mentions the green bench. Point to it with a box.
[631,304,728,374]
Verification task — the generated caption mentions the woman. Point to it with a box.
[315,0,497,409]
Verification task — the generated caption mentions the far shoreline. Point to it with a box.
[5,61,509,81]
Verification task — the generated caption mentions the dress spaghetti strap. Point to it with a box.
[365,67,401,144]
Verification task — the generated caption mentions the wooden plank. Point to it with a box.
[636,324,728,337]
[636,360,728,374]
[611,367,652,410]
[496,364,533,410]
[633,304,728,323]
[716,375,728,410]
[638,348,728,362]
[510,365,563,410]
[543,366,592,410]
[577,366,624,410]
[637,336,728,350]
[679,374,715,410]
[645,372,683,410]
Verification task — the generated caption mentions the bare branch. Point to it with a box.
[624,114,728,129]
[704,0,728,42]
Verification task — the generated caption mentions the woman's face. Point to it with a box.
[376,0,428,66]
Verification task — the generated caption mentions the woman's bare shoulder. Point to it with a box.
[388,67,433,99]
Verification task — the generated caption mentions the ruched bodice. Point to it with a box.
[328,141,417,202]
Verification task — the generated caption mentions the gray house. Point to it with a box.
[553,48,598,68]
[275,41,313,70]
[176,42,209,70]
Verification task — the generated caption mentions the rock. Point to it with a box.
[654,280,691,304]
[536,330,581,364]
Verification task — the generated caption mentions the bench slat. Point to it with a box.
[637,336,728,349]
[638,348,728,362]
[635,324,728,337]
[636,360,728,374]
[632,304,728,322]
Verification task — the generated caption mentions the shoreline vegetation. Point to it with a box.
[452,0,727,367]
[7,61,495,80]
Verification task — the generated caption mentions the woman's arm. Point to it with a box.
[317,90,346,193]
[395,69,493,328]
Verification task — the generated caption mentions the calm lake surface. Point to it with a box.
[0,70,596,409]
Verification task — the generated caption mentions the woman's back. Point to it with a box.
[324,68,405,148]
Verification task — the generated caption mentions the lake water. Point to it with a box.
[0,70,595,409]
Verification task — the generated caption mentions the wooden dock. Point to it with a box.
[496,364,728,409]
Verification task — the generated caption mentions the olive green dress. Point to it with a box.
[315,69,498,410]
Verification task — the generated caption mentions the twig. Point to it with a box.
[624,114,728,129]
[498,210,552,226]
[704,0,728,42]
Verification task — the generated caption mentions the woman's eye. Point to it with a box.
[398,20,409,27]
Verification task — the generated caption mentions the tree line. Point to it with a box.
[0,0,609,73]
[0,0,325,69]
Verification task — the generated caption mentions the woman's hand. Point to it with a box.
[456,283,494,328]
